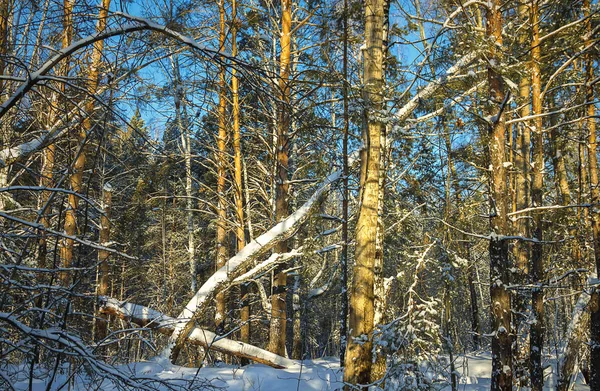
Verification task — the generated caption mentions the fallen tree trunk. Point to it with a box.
[166,161,355,363]
[98,297,296,369]
[557,281,592,391]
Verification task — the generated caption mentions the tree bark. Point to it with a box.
[0,0,11,95]
[215,0,229,335]
[344,0,385,386]
[486,2,512,390]
[529,2,545,389]
[557,286,591,391]
[513,2,531,384]
[230,0,249,362]
[339,0,349,368]
[95,183,113,341]
[584,0,600,387]
[267,0,292,357]
[59,0,109,286]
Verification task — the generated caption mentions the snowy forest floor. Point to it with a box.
[9,352,591,390]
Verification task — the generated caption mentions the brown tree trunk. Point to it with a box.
[513,2,531,384]
[0,0,11,94]
[529,2,545,389]
[486,2,512,390]
[266,0,292,357]
[344,0,385,386]
[215,0,229,336]
[339,0,349,367]
[584,0,600,387]
[59,0,109,286]
[231,0,250,361]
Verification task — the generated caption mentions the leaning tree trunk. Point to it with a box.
[99,298,295,369]
[59,0,109,285]
[266,0,292,357]
[486,1,512,390]
[344,0,385,386]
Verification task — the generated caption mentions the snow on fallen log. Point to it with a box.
[166,157,356,363]
[557,278,593,391]
[98,297,296,369]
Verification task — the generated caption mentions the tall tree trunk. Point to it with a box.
[215,0,229,335]
[59,0,109,286]
[585,0,600,387]
[266,0,292,357]
[339,0,349,367]
[486,2,512,390]
[344,0,385,385]
[513,2,531,384]
[231,0,249,360]
[529,2,545,389]
[95,182,113,341]
[0,0,10,95]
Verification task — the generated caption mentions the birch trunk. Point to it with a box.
[99,298,295,368]
[95,183,113,341]
[344,0,385,385]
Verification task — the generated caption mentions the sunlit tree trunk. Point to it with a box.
[529,2,544,389]
[486,1,512,390]
[344,0,385,385]
[339,0,349,366]
[266,0,292,357]
[59,0,109,285]
[513,2,531,384]
[215,0,229,335]
[230,0,250,359]
[584,0,600,387]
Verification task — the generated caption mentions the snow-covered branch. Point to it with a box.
[392,51,479,126]
[98,297,295,368]
[166,157,356,363]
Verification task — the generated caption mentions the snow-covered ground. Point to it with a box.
[8,353,590,390]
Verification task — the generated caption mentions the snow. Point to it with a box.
[10,358,344,391]
[8,353,591,390]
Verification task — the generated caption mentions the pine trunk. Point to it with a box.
[267,0,292,357]
[215,0,229,335]
[486,2,512,390]
[585,0,600,387]
[529,2,545,389]
[59,0,109,286]
[513,2,531,384]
